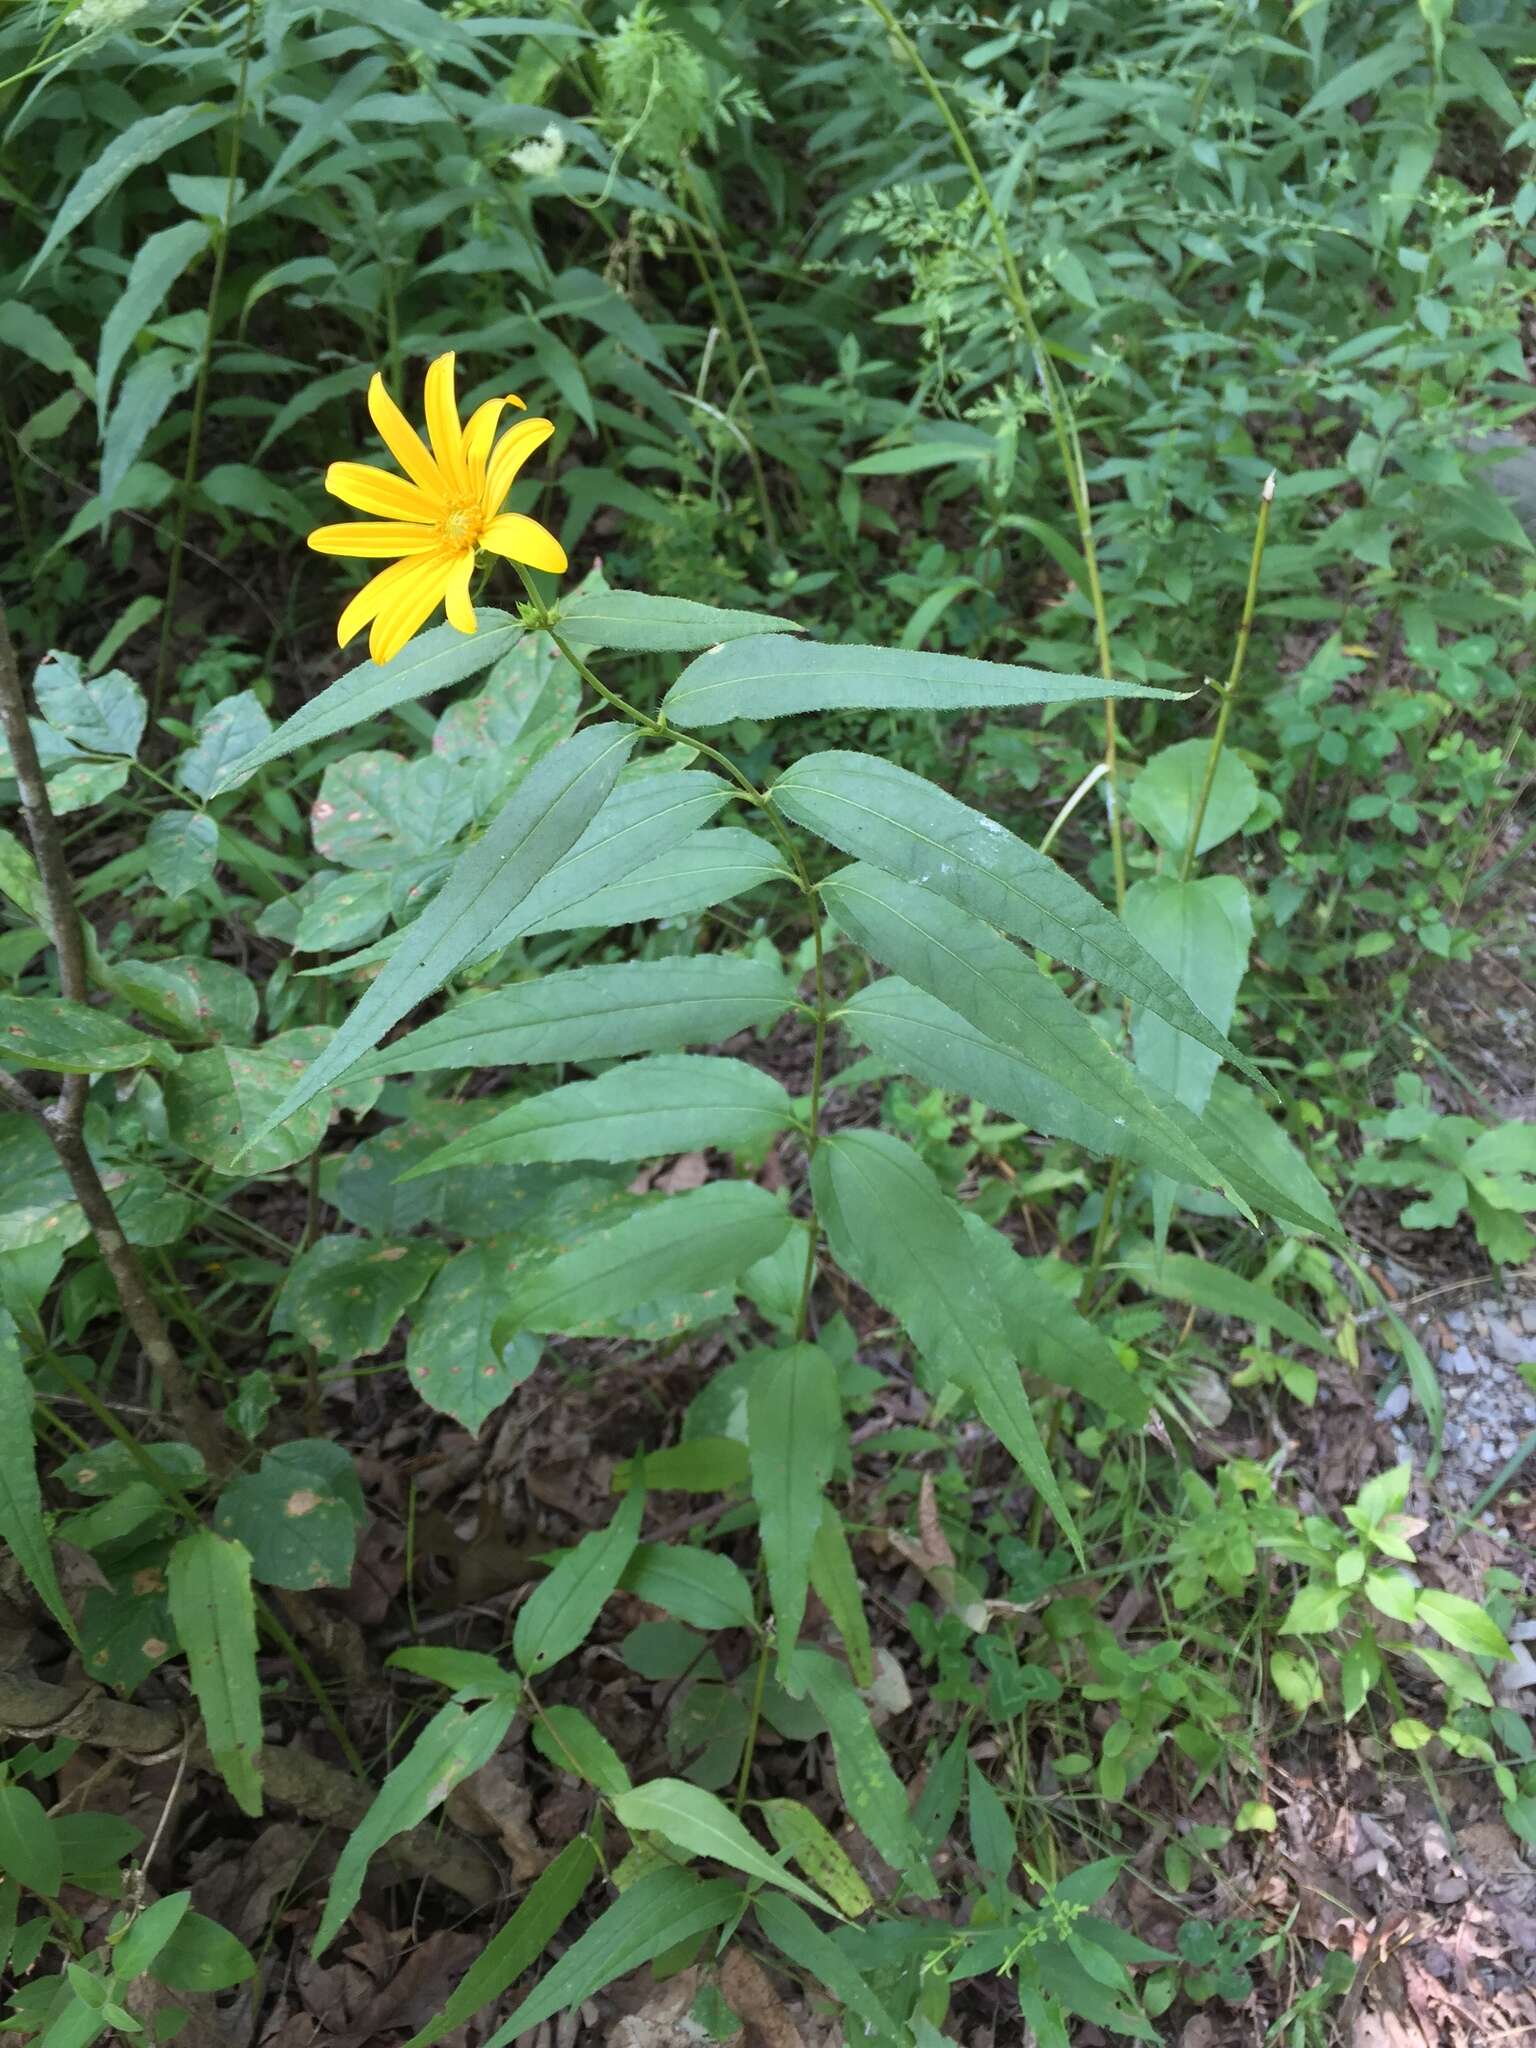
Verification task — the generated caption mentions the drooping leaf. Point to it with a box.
[178,692,273,800]
[531,1708,633,1796]
[1118,1246,1329,1352]
[403,1056,795,1175]
[0,1311,73,1639]
[144,811,218,900]
[812,1129,1078,1552]
[26,104,224,279]
[482,1870,742,2047]
[97,220,210,425]
[404,1245,542,1432]
[758,1800,874,1917]
[557,587,803,652]
[662,636,1178,726]
[349,956,792,1080]
[747,1345,842,1681]
[524,825,789,933]
[513,1485,644,1676]
[499,1182,791,1336]
[1126,874,1252,1118]
[753,1894,903,2045]
[0,1783,62,1899]
[1128,740,1259,860]
[206,616,525,792]
[612,1778,829,1910]
[163,1044,331,1176]
[261,724,636,1127]
[791,1647,934,1896]
[773,751,1259,1082]
[33,654,146,758]
[824,868,1240,1205]
[166,1532,263,1818]
[312,1696,521,1954]
[401,1837,598,2048]
[960,1219,1147,1422]
[809,1504,874,1688]
[618,1544,756,1632]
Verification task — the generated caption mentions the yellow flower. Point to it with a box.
[308,352,568,666]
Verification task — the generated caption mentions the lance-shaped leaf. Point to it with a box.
[613,1778,830,1910]
[747,1345,842,1681]
[313,1695,520,1954]
[499,1182,792,1335]
[558,587,803,652]
[662,634,1181,726]
[823,866,1243,1210]
[257,725,635,1131]
[0,1311,73,1639]
[525,825,789,932]
[402,1055,795,1175]
[166,1532,262,1818]
[773,750,1260,1084]
[513,1484,644,1675]
[350,956,793,1080]
[790,1647,935,1896]
[206,614,524,792]
[961,1216,1147,1422]
[811,1130,1078,1554]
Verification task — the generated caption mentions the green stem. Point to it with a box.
[1179,472,1275,885]
[520,573,833,1341]
[152,0,257,714]
[860,0,1123,904]
[733,1640,771,1811]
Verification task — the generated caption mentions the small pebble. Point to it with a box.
[1381,1383,1411,1421]
[1448,1310,1471,1334]
[1521,1304,1536,1334]
[1447,1344,1480,1376]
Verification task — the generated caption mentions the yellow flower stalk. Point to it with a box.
[308,352,568,666]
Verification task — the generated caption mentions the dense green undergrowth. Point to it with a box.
[0,0,1534,2041]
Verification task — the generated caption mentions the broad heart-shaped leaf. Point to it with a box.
[747,1346,842,1682]
[214,1440,366,1592]
[270,1235,441,1358]
[661,635,1180,727]
[812,1130,1078,1554]
[433,629,580,766]
[401,1837,598,2048]
[612,1778,829,1911]
[177,691,273,799]
[404,1245,542,1433]
[482,1869,742,2048]
[0,996,170,1076]
[557,586,803,653]
[524,825,789,933]
[261,724,636,1132]
[0,1783,62,1898]
[206,614,524,793]
[349,956,793,1080]
[960,1218,1147,1423]
[145,811,218,899]
[1127,738,1259,860]
[823,867,1241,1208]
[1127,874,1252,1119]
[789,1647,936,1897]
[514,1484,644,1675]
[313,1696,521,1956]
[0,1310,73,1640]
[164,1044,331,1176]
[772,750,1259,1085]
[166,1532,262,1818]
[32,653,145,757]
[497,1183,792,1336]
[403,1056,795,1176]
[310,751,475,870]
[109,955,258,1043]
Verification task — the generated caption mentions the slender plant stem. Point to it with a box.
[0,604,224,1468]
[860,0,1124,905]
[520,572,833,1337]
[152,0,257,713]
[1179,472,1276,885]
[733,1641,772,1810]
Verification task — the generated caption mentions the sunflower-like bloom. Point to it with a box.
[308,352,568,666]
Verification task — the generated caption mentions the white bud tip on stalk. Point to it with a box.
[1263,470,1277,501]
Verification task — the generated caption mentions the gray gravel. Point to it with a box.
[1386,1292,1536,1505]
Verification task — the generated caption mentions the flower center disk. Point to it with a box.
[440,503,483,549]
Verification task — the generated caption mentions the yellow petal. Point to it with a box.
[336,555,425,650]
[325,461,438,522]
[308,521,440,557]
[367,373,442,496]
[481,512,567,575]
[484,418,555,513]
[461,396,523,483]
[369,549,457,665]
[443,554,477,635]
[423,353,467,494]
